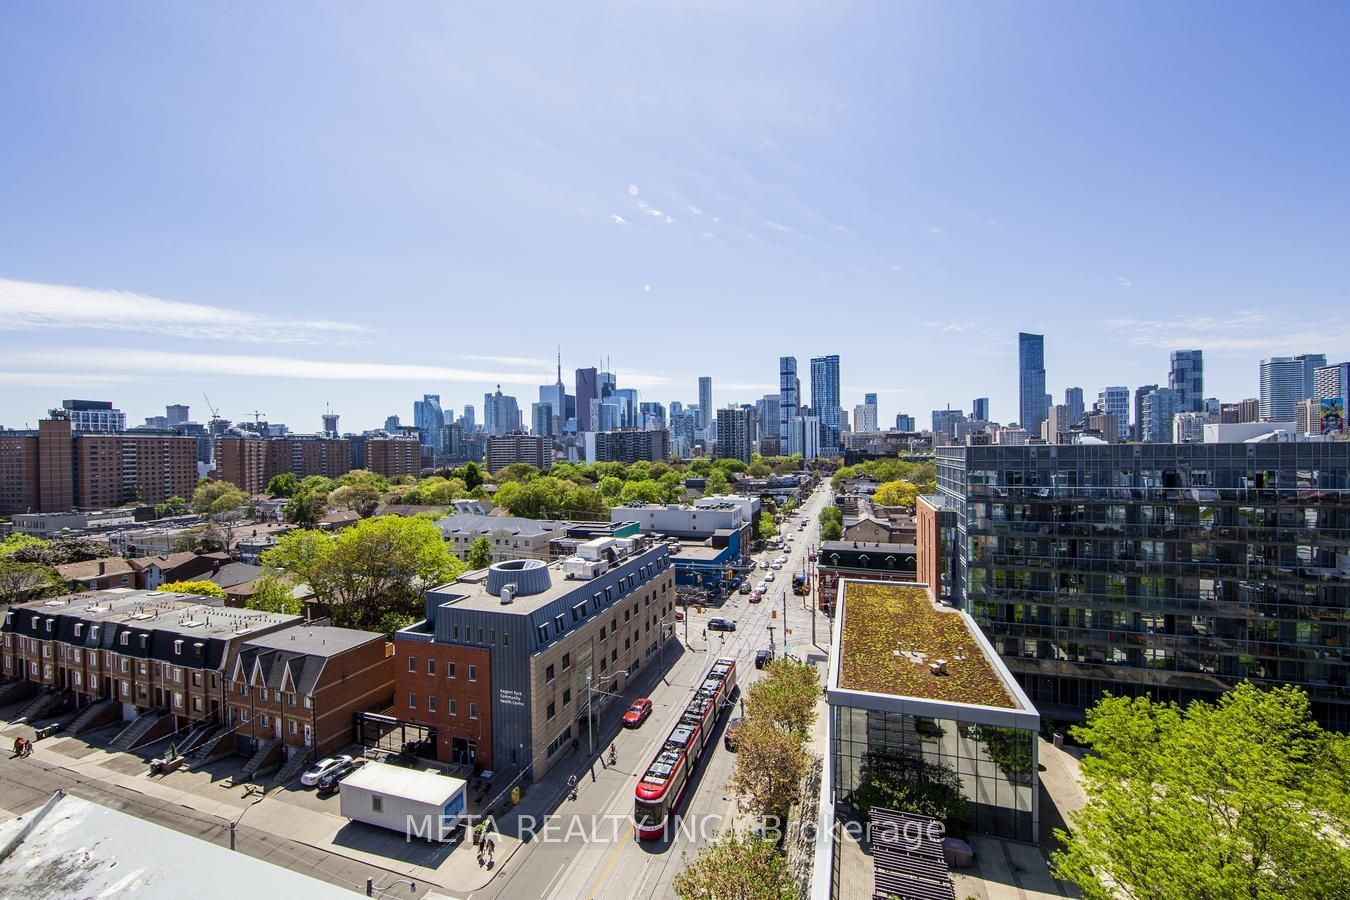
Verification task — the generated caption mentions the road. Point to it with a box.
[480,483,835,900]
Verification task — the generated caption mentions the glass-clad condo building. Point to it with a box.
[936,443,1350,730]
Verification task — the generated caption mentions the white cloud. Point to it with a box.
[0,277,371,345]
[1118,276,1133,288]
[610,214,627,224]
[627,184,640,196]
[688,205,703,216]
[461,354,551,367]
[1106,311,1350,352]
[0,370,147,388]
[928,226,943,235]
[10,348,674,389]
[643,284,652,292]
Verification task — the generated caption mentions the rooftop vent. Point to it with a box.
[500,584,518,605]
[485,558,551,597]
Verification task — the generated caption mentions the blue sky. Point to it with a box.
[2,2,1348,432]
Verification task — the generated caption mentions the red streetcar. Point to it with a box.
[633,657,739,840]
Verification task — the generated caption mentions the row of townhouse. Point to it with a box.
[1,589,393,760]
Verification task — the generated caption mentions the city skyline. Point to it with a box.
[3,5,1348,431]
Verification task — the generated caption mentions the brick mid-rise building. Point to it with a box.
[214,435,351,494]
[0,418,197,515]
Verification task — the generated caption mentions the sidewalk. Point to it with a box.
[0,715,520,895]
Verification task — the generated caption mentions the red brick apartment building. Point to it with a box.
[225,626,394,759]
[0,418,197,515]
[214,435,351,495]
[365,436,422,479]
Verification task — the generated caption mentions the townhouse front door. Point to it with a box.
[303,724,313,747]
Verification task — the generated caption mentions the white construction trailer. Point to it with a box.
[338,762,468,842]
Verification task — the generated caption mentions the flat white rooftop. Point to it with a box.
[340,761,466,806]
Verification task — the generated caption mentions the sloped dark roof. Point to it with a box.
[234,626,383,695]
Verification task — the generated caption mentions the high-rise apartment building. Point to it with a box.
[531,402,554,438]
[1314,363,1350,403]
[1260,354,1327,421]
[1139,387,1181,443]
[366,435,422,479]
[166,405,190,427]
[486,434,551,472]
[931,408,964,443]
[809,355,841,454]
[1097,387,1130,441]
[930,443,1350,731]
[971,397,989,422]
[1063,387,1084,426]
[413,394,444,447]
[0,417,198,514]
[586,429,670,464]
[715,406,752,464]
[1017,333,1048,434]
[1133,384,1159,441]
[697,377,713,434]
[1168,350,1204,412]
[778,357,800,444]
[785,415,820,459]
[51,400,126,433]
[896,414,916,432]
[575,368,598,432]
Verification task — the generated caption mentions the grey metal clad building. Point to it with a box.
[396,541,677,778]
[1261,354,1327,421]
[936,443,1350,731]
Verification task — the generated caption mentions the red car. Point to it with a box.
[623,698,653,728]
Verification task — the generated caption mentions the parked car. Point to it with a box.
[755,648,773,669]
[755,581,767,592]
[316,758,363,795]
[301,754,354,787]
[623,697,653,728]
[749,591,762,604]
[707,617,737,632]
[739,582,752,594]
[724,718,743,751]
[765,572,776,582]
[674,609,684,621]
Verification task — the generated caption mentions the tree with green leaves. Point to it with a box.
[455,462,485,490]
[673,828,798,900]
[493,462,540,484]
[1053,684,1350,900]
[155,496,188,518]
[0,534,48,559]
[598,475,624,499]
[246,574,303,615]
[703,469,731,496]
[262,529,333,582]
[466,535,492,569]
[872,479,919,509]
[191,480,250,515]
[727,719,809,821]
[0,558,61,606]
[266,472,299,497]
[746,658,819,736]
[336,469,390,491]
[619,479,665,504]
[819,506,843,540]
[756,511,777,541]
[329,482,381,517]
[284,489,329,527]
[159,580,227,600]
[299,515,463,631]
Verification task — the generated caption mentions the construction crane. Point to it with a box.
[246,410,267,425]
[202,393,220,419]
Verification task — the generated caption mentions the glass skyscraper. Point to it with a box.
[779,357,800,444]
[810,354,841,454]
[697,377,713,433]
[413,394,444,447]
[1017,333,1048,434]
[1260,354,1327,421]
[1169,349,1205,412]
[1098,386,1130,441]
